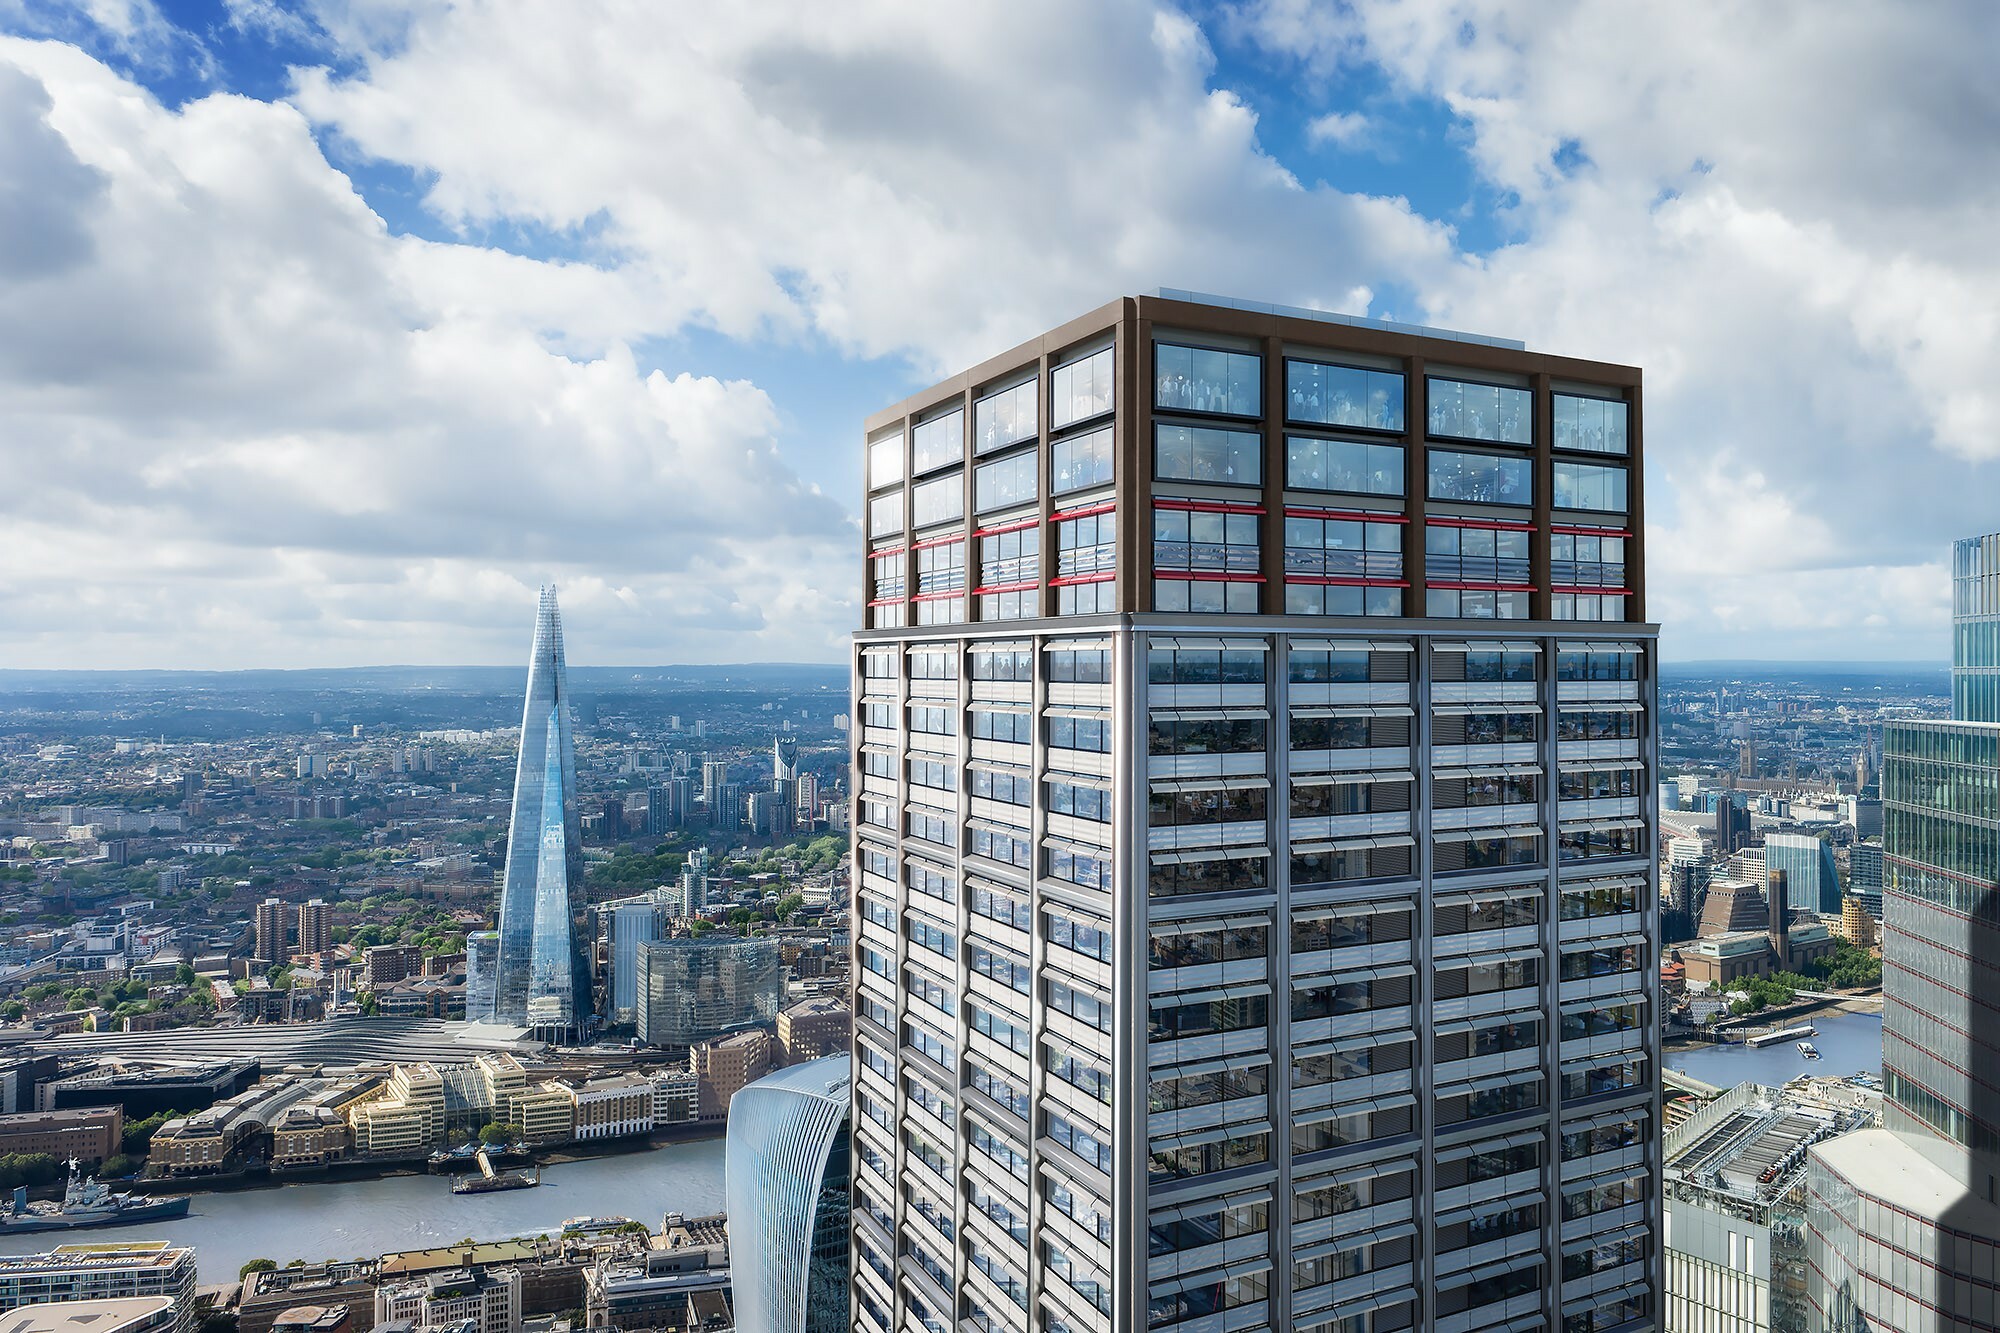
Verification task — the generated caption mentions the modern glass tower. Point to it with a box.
[1807,532,2000,1332]
[726,1055,853,1333]
[850,293,1661,1333]
[494,587,585,1035]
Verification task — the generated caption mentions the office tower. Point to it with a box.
[1806,531,2000,1332]
[494,587,585,1036]
[703,759,730,804]
[850,293,1660,1333]
[464,930,499,1024]
[296,898,330,958]
[602,798,626,841]
[634,935,782,1048]
[253,897,288,966]
[726,1055,852,1333]
[1713,792,1750,857]
[1846,842,1883,920]
[776,736,802,784]
[607,901,664,1024]
[1762,834,1842,917]
[1953,533,2000,723]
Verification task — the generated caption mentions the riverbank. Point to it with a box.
[1663,992,1882,1053]
[130,1121,724,1196]
[0,1135,731,1283]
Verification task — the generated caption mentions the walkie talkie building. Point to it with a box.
[493,587,586,1035]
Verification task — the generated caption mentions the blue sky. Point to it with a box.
[0,1,1994,667]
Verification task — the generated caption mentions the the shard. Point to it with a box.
[492,587,584,1035]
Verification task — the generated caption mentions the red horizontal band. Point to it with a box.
[910,533,966,550]
[1284,507,1409,522]
[1154,571,1266,583]
[1551,525,1632,536]
[909,591,965,602]
[1287,577,1411,588]
[1426,581,1537,592]
[1154,499,1266,515]
[1049,573,1115,587]
[869,546,905,559]
[973,517,1041,537]
[1425,516,1536,531]
[865,597,904,607]
[1551,586,1632,596]
[973,580,1040,596]
[1053,501,1117,521]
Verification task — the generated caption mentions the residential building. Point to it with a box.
[361,944,425,991]
[776,996,851,1065]
[634,936,781,1049]
[850,292,1660,1333]
[508,1083,575,1145]
[724,1056,850,1333]
[0,1105,122,1164]
[375,1267,521,1333]
[494,587,586,1037]
[297,899,331,958]
[1806,531,2000,1332]
[651,1070,699,1126]
[0,1245,197,1333]
[692,1029,771,1122]
[254,897,289,966]
[1845,842,1883,921]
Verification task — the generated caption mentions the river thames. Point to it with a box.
[1663,1010,1882,1086]
[0,1136,728,1283]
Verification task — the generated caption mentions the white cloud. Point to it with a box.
[0,36,854,669]
[1305,109,1371,149]
[1231,0,2000,658]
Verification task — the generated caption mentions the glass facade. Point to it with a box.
[726,1056,852,1333]
[633,935,781,1047]
[1954,533,2000,724]
[495,587,584,1032]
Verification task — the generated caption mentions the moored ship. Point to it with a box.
[0,1159,192,1233]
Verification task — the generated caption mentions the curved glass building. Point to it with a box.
[494,587,585,1034]
[724,1055,851,1333]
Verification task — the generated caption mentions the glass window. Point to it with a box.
[1154,507,1260,574]
[868,433,903,489]
[1155,424,1262,486]
[1051,347,1114,430]
[1285,435,1404,495]
[1427,377,1530,444]
[1424,523,1530,584]
[1552,460,1629,513]
[1427,449,1533,505]
[1056,510,1115,579]
[975,450,1037,513]
[911,473,963,530]
[1426,588,1531,619]
[869,492,902,537]
[1552,392,1629,455]
[976,378,1037,455]
[1286,359,1404,431]
[911,409,963,475]
[1155,343,1261,417]
[1052,425,1114,495]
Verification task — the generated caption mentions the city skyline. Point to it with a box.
[2,3,1997,669]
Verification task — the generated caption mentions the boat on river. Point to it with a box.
[0,1159,192,1233]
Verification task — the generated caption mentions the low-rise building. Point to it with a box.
[585,1223,729,1333]
[774,996,848,1066]
[690,1029,770,1122]
[0,1105,123,1165]
[566,1076,654,1142]
[506,1085,574,1146]
[0,1297,177,1333]
[374,1267,520,1333]
[0,1244,197,1333]
[650,1071,697,1127]
[238,1262,379,1333]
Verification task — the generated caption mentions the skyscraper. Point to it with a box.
[464,929,499,1024]
[775,735,801,784]
[1806,532,2000,1331]
[1762,832,1842,917]
[634,935,781,1049]
[296,898,330,958]
[726,1055,852,1333]
[850,292,1660,1333]
[494,587,585,1036]
[606,900,664,1024]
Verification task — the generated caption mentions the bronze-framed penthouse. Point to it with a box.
[849,292,1661,1333]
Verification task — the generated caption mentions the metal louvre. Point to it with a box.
[1433,703,1543,716]
[1291,768,1416,786]
[1290,834,1417,854]
[1289,639,1415,653]
[1151,845,1271,866]
[1431,825,1542,844]
[1292,704,1416,719]
[1557,699,1645,713]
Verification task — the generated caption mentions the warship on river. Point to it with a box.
[0,1159,191,1233]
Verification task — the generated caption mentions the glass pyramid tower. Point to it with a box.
[492,587,584,1033]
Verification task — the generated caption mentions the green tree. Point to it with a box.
[98,1154,135,1178]
[0,1002,22,1023]
[357,991,378,1016]
[239,1259,278,1279]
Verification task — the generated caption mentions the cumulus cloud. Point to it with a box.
[1230,0,2000,659]
[0,36,852,669]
